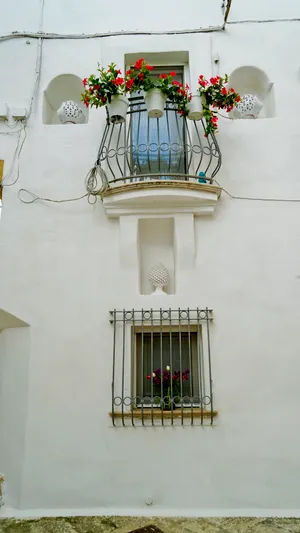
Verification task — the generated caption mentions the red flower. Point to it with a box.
[211,116,218,123]
[82,78,88,86]
[236,95,241,102]
[89,87,93,93]
[101,96,106,103]
[138,72,144,80]
[116,69,122,75]
[94,84,100,90]
[172,80,182,87]
[221,87,227,95]
[145,65,154,71]
[229,87,235,93]
[113,77,124,86]
[199,80,207,87]
[210,77,218,84]
[170,71,176,76]
[126,69,132,76]
[134,58,144,70]
[125,79,134,90]
[159,73,167,79]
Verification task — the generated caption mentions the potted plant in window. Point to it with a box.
[196,74,241,136]
[81,62,129,124]
[156,73,192,117]
[147,366,190,410]
[125,58,165,118]
[125,60,192,118]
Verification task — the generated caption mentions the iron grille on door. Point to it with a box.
[109,308,215,426]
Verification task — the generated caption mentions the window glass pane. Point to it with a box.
[136,332,199,402]
[131,67,186,176]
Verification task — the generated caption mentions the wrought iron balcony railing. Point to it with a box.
[97,96,222,187]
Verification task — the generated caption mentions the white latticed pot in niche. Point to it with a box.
[149,262,169,295]
[236,93,263,119]
[57,100,85,124]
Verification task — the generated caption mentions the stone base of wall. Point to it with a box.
[1,517,300,533]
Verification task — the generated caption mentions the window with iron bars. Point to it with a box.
[110,308,216,426]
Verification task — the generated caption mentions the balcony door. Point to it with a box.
[131,66,186,178]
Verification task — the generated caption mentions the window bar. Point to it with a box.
[121,308,126,426]
[166,107,172,174]
[193,119,204,175]
[157,117,161,174]
[130,309,135,427]
[169,308,174,425]
[174,112,183,175]
[135,104,142,177]
[147,115,151,174]
[125,111,132,178]
[115,122,124,178]
[182,117,190,177]
[105,124,117,180]
[97,122,110,165]
[178,307,183,425]
[187,307,194,425]
[111,309,117,427]
[211,133,222,180]
[160,307,164,426]
[201,119,213,176]
[150,308,154,426]
[141,308,145,426]
[206,307,214,425]
[197,307,204,425]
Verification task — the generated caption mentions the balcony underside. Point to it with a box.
[101,180,222,217]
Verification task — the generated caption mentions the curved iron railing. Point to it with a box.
[97,96,222,186]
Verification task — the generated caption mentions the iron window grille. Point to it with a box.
[110,308,215,427]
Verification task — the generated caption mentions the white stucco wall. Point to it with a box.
[1,0,300,517]
[0,327,30,508]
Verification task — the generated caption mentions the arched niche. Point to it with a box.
[43,74,89,125]
[228,66,275,119]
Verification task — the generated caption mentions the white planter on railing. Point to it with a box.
[144,88,167,118]
[107,95,129,124]
[187,94,204,121]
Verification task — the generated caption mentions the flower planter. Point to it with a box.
[107,95,129,124]
[187,94,204,121]
[144,88,167,119]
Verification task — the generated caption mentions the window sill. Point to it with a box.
[109,408,218,420]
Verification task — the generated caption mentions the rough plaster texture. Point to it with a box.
[1,0,300,518]
[1,517,300,533]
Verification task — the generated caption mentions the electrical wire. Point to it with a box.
[0,25,225,43]
[213,179,300,203]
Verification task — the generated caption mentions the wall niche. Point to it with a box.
[43,74,88,125]
[138,218,175,296]
[229,66,275,119]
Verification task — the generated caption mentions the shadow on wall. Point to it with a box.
[43,74,89,125]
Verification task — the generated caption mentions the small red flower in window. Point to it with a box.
[134,58,144,70]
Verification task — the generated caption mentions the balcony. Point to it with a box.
[97,96,222,217]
